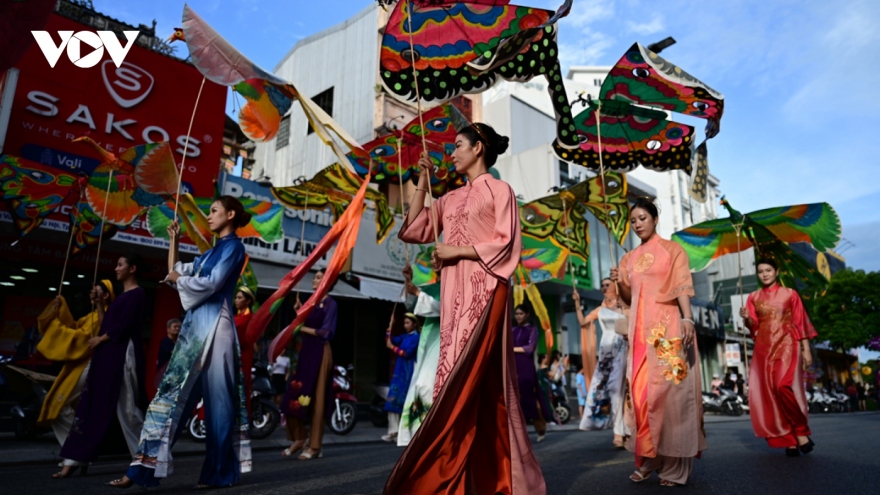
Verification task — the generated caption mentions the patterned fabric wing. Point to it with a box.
[688,142,709,203]
[381,0,578,148]
[671,217,746,271]
[601,42,723,136]
[520,196,590,261]
[520,246,566,283]
[746,222,829,298]
[0,155,83,238]
[577,171,630,244]
[84,164,146,227]
[554,100,696,173]
[234,78,295,142]
[120,142,179,196]
[70,199,117,255]
[236,198,285,243]
[746,203,841,252]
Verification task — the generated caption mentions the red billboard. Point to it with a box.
[2,13,226,197]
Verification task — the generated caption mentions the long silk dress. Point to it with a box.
[579,293,618,391]
[36,297,102,446]
[385,331,420,414]
[512,323,553,430]
[59,288,147,466]
[398,292,441,446]
[387,173,543,495]
[618,235,706,484]
[580,307,628,432]
[746,284,816,448]
[127,234,250,487]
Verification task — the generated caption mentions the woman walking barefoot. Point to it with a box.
[740,258,817,457]
[611,198,707,487]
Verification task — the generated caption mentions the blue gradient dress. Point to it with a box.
[128,234,251,487]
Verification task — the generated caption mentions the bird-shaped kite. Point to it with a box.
[379,0,578,150]
[553,42,724,203]
[347,103,468,197]
[271,163,395,244]
[672,197,841,293]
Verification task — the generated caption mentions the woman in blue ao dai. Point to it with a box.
[382,313,420,442]
[108,196,252,489]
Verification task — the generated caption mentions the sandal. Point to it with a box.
[52,465,87,478]
[105,477,134,488]
[630,470,651,483]
[298,449,322,460]
[660,479,681,487]
[282,442,306,458]
[798,437,815,454]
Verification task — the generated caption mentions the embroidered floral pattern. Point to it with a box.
[633,253,655,273]
[646,322,687,384]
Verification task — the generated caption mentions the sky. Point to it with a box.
[94,0,880,272]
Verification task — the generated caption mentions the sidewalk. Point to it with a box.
[0,411,755,467]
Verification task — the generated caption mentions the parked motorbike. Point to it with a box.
[328,364,358,435]
[550,381,572,425]
[0,356,52,438]
[187,398,207,442]
[702,387,744,416]
[370,384,390,428]
[249,362,281,439]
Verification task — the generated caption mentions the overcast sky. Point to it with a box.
[96,0,880,272]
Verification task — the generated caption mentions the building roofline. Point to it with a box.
[566,65,612,79]
[273,2,378,72]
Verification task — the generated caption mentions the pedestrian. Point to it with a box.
[397,265,441,446]
[576,368,587,419]
[386,123,545,494]
[382,313,420,443]
[234,286,258,415]
[36,279,115,449]
[272,349,291,415]
[857,382,867,412]
[711,374,722,394]
[154,318,180,388]
[280,268,337,460]
[512,304,553,443]
[740,258,816,457]
[610,197,706,487]
[846,381,857,413]
[111,197,252,488]
[723,372,735,391]
[735,373,746,400]
[55,255,147,478]
[574,278,619,392]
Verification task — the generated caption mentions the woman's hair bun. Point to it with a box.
[492,135,510,155]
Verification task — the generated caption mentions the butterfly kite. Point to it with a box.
[379,0,579,150]
[347,103,468,197]
[271,163,395,244]
[672,197,841,294]
[520,171,630,267]
[553,42,724,203]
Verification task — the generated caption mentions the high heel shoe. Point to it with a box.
[297,449,322,460]
[785,447,800,457]
[105,477,134,489]
[798,437,815,454]
[51,465,88,479]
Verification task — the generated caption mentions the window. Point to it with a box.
[276,115,290,150]
[593,78,603,86]
[307,87,334,134]
[450,96,473,122]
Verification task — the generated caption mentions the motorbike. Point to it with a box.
[187,362,281,442]
[249,362,281,439]
[328,364,358,435]
[550,381,572,425]
[702,387,744,416]
[0,356,52,438]
[370,384,390,428]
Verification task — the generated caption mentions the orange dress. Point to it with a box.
[618,235,707,484]
[746,284,816,448]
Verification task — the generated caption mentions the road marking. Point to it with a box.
[586,458,632,468]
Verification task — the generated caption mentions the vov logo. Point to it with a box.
[31,30,139,68]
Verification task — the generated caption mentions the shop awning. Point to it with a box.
[357,276,406,302]
[249,261,367,299]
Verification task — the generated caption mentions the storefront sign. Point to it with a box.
[691,298,725,339]
[221,173,333,267]
[3,14,226,197]
[725,343,742,366]
[350,209,412,281]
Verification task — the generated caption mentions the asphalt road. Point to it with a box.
[3,413,878,494]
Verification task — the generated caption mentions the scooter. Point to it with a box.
[702,387,744,416]
[370,384,390,428]
[0,356,52,438]
[328,364,358,435]
[249,362,281,439]
[550,381,572,425]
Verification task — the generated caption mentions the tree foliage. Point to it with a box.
[811,269,880,350]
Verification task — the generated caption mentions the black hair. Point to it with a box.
[601,277,612,284]
[316,268,338,291]
[514,303,532,315]
[756,258,778,271]
[458,122,509,167]
[215,195,252,229]
[120,252,144,278]
[631,197,659,219]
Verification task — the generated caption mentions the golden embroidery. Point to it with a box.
[633,253,655,273]
[646,321,687,385]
